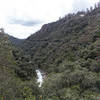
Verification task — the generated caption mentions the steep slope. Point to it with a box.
[0,32,19,99]
[20,7,100,100]
[24,8,100,72]
[0,32,40,100]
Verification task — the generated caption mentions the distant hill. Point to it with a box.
[9,36,24,46]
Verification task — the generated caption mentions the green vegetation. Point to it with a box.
[0,32,40,100]
[0,4,100,100]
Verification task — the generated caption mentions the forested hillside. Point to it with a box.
[0,4,100,100]
[0,31,40,100]
[21,6,100,100]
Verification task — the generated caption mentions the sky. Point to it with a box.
[0,0,99,39]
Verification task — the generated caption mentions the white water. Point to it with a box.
[36,70,43,87]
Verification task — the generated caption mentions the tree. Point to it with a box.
[0,28,4,33]
[90,7,93,12]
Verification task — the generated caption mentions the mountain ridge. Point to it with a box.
[19,6,100,100]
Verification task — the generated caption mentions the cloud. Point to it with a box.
[9,18,42,27]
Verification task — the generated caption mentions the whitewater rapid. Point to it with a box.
[36,70,43,87]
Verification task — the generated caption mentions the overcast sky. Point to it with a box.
[0,0,99,39]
